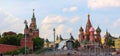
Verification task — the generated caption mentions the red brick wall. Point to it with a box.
[20,38,33,50]
[0,44,19,53]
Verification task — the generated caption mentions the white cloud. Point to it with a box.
[56,24,64,34]
[0,8,23,33]
[67,28,72,33]
[70,16,80,23]
[88,0,120,9]
[41,15,65,24]
[41,15,66,40]
[69,6,78,12]
[113,18,120,28]
[62,6,78,12]
[41,15,81,41]
[112,34,119,37]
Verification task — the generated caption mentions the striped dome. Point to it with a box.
[89,27,95,32]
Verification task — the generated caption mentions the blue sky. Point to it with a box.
[0,0,120,41]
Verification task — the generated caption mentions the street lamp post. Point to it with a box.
[25,33,27,56]
[53,28,56,56]
[24,20,27,56]
[53,28,56,50]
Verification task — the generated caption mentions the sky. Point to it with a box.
[0,0,120,41]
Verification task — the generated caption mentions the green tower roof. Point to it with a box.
[96,26,101,32]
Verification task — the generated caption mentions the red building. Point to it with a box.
[78,14,101,47]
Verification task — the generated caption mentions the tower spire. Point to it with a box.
[87,13,91,25]
[32,9,35,19]
[30,9,37,30]
[85,13,92,33]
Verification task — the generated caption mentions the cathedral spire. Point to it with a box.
[32,9,35,20]
[85,13,92,33]
[87,13,92,26]
[30,9,37,30]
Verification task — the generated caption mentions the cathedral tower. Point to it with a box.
[96,26,101,44]
[29,9,37,30]
[85,14,92,41]
[78,27,84,43]
[89,27,95,43]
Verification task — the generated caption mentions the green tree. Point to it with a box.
[107,38,114,47]
[17,33,24,45]
[2,35,19,45]
[0,33,23,46]
[32,37,44,51]
[0,33,1,38]
[74,40,80,49]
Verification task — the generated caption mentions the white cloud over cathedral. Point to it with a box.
[88,0,120,9]
[62,6,78,12]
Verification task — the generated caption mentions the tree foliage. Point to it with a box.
[107,38,114,47]
[0,32,23,46]
[74,40,80,49]
[32,37,44,51]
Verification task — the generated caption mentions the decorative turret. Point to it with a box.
[78,27,84,43]
[104,30,109,45]
[96,26,101,33]
[70,33,74,40]
[79,27,83,32]
[104,30,109,39]
[96,26,101,45]
[59,35,63,40]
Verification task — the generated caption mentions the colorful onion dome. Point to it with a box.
[96,26,101,32]
[89,27,95,32]
[79,27,83,31]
